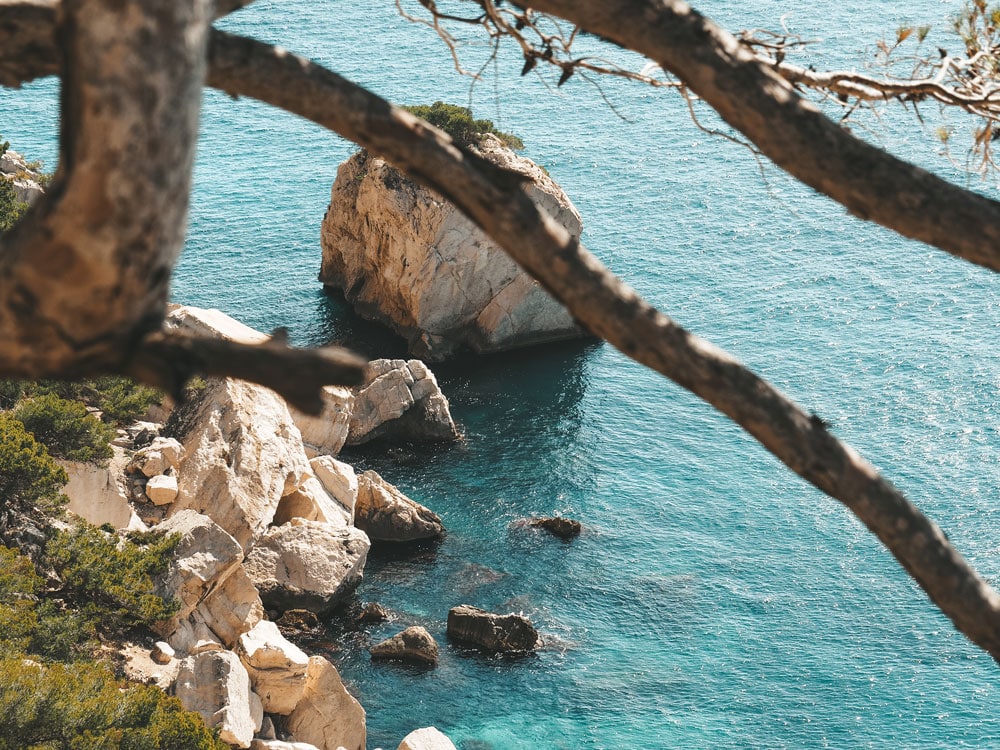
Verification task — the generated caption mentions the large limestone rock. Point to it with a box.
[290,386,354,457]
[237,620,310,715]
[1,149,44,205]
[175,649,263,749]
[194,564,265,648]
[370,626,439,666]
[446,605,540,653]
[273,476,351,529]
[59,447,146,531]
[243,519,370,614]
[152,510,243,636]
[169,376,311,550]
[286,656,366,750]
[321,136,585,360]
[355,470,444,543]
[398,727,458,750]
[347,359,458,446]
[251,742,321,750]
[310,456,357,521]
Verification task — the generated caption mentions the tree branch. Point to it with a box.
[205,31,1000,662]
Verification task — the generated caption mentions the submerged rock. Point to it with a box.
[355,470,444,542]
[446,604,540,653]
[353,602,390,627]
[370,626,439,666]
[530,516,582,541]
[320,136,585,360]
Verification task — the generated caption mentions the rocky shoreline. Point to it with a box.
[60,305,468,750]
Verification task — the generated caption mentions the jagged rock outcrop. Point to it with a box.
[175,649,263,749]
[243,519,370,614]
[310,456,357,521]
[273,476,351,529]
[320,135,585,360]
[355,470,444,543]
[446,605,540,653]
[398,727,458,750]
[291,386,354,457]
[0,148,44,204]
[169,376,311,550]
[194,564,265,649]
[370,626,439,666]
[347,359,458,445]
[59,446,146,531]
[286,656,366,750]
[237,620,310,715]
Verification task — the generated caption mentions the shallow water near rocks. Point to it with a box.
[3,0,999,747]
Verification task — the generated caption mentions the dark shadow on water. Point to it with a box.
[302,286,411,357]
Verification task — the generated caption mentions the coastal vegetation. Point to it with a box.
[402,101,524,150]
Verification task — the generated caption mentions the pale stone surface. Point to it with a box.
[243,519,370,614]
[310,456,358,520]
[355,470,444,542]
[121,642,179,691]
[370,626,439,666]
[273,476,351,529]
[251,742,322,750]
[195,563,265,648]
[347,359,458,446]
[170,376,311,550]
[286,656,366,750]
[152,510,243,638]
[145,473,178,505]
[59,447,146,531]
[151,641,175,664]
[175,650,263,749]
[289,386,354,457]
[129,437,184,477]
[237,620,310,715]
[165,305,271,344]
[1,150,44,205]
[320,135,585,360]
[168,617,224,655]
[398,727,458,750]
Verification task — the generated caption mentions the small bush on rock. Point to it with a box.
[404,101,524,150]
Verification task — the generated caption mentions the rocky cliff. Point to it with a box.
[320,134,586,360]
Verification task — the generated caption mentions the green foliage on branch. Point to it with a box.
[13,394,116,464]
[0,413,68,516]
[27,377,163,427]
[404,101,525,150]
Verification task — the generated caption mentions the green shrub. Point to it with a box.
[0,657,227,749]
[45,525,180,632]
[0,380,26,410]
[0,413,67,516]
[30,377,163,427]
[0,177,28,233]
[14,394,115,463]
[404,101,525,150]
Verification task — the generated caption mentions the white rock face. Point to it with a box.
[251,742,321,750]
[237,620,310,715]
[347,359,458,446]
[171,376,311,550]
[286,656,366,750]
[289,386,354,457]
[129,436,185,477]
[175,650,263,749]
[145,473,178,505]
[194,563,265,648]
[243,519,370,614]
[273,476,351,529]
[152,510,243,637]
[398,727,458,750]
[166,305,271,344]
[310,456,357,521]
[355,470,444,542]
[320,135,585,360]
[1,149,44,205]
[59,447,146,531]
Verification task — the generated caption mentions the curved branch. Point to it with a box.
[129,331,366,414]
[206,31,1000,661]
[0,0,211,377]
[513,0,1000,273]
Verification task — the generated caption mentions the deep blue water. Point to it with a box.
[3,1,1000,747]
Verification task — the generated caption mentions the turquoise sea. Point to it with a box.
[3,1,999,747]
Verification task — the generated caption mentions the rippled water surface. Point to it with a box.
[3,1,999,747]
